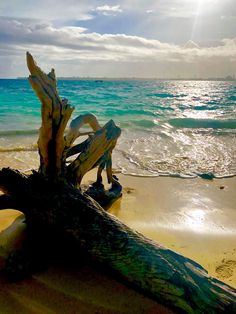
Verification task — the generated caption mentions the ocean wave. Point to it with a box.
[228,95,236,101]
[132,119,156,128]
[168,118,236,129]
[113,128,236,179]
[0,129,39,136]
[115,152,236,179]
[0,145,37,152]
[147,92,176,98]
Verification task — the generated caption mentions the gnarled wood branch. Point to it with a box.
[65,113,118,185]
[67,119,120,185]
[27,52,74,178]
[65,113,101,147]
[0,195,18,210]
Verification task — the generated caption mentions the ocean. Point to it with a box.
[0,79,236,178]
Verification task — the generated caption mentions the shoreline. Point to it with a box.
[0,172,236,313]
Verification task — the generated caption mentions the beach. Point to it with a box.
[0,0,236,307]
[0,169,236,313]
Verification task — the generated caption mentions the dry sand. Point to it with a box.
[0,171,236,313]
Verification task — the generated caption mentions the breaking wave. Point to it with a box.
[0,129,38,137]
[169,118,236,129]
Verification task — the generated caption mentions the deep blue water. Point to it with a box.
[0,79,236,178]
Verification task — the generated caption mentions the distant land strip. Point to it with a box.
[1,76,236,81]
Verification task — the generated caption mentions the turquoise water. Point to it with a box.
[0,79,236,178]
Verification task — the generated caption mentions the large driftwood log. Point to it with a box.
[0,53,236,313]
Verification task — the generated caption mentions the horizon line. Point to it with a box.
[1,76,236,81]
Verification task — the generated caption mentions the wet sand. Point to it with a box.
[0,171,236,313]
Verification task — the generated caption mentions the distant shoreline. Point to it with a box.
[0,77,236,82]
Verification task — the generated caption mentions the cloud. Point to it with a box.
[184,40,199,49]
[0,17,235,78]
[95,4,122,16]
[146,10,154,14]
[0,0,235,46]
[0,0,94,20]
[120,0,198,18]
[0,0,234,21]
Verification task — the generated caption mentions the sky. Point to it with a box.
[0,0,236,78]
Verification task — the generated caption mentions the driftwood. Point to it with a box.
[0,53,236,313]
